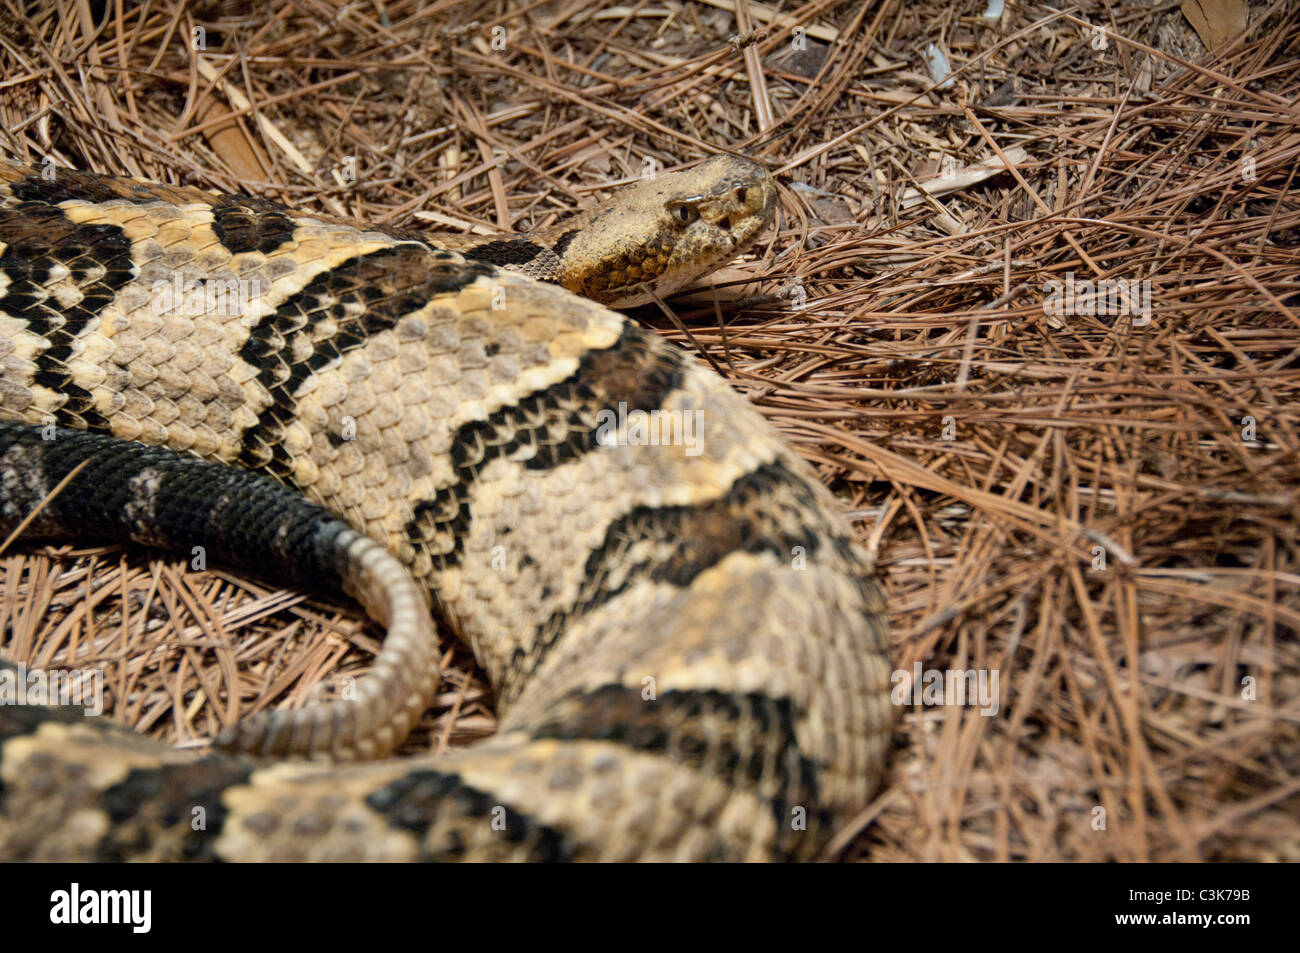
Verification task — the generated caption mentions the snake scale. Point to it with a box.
[0,154,892,861]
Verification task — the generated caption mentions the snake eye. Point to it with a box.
[667,201,699,226]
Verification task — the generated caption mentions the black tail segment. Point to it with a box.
[0,421,349,590]
[0,421,442,762]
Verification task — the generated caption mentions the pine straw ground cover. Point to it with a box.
[1,0,1297,862]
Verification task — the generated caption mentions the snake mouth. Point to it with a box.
[717,162,777,249]
[545,153,778,307]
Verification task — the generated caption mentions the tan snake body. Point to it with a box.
[0,155,892,861]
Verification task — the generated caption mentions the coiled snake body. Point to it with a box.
[0,156,891,861]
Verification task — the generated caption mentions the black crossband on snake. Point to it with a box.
[0,155,892,861]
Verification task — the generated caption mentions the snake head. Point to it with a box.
[553,154,776,308]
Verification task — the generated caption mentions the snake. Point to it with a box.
[0,154,892,861]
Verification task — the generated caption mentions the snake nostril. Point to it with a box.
[736,187,747,204]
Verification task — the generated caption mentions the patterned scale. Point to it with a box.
[0,158,891,861]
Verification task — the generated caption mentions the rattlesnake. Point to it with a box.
[0,155,892,861]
